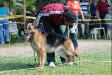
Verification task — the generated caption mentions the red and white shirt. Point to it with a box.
[67,0,82,16]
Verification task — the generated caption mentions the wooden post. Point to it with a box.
[23,0,27,45]
[23,0,26,27]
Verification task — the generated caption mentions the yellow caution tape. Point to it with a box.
[0,15,112,22]
[26,16,36,19]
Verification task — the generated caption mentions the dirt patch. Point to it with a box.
[78,40,111,52]
[0,40,111,57]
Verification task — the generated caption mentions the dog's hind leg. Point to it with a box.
[66,56,74,65]
[73,50,83,65]
[79,56,83,65]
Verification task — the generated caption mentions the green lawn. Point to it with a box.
[0,51,111,75]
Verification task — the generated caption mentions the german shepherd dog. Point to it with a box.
[26,23,82,69]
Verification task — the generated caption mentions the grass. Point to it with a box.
[0,51,111,75]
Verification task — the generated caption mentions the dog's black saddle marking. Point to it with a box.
[46,33,66,47]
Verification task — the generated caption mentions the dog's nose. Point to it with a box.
[28,27,31,30]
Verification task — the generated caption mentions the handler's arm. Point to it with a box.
[79,7,84,21]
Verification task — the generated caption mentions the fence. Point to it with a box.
[0,15,112,46]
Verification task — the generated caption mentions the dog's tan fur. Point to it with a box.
[26,23,82,69]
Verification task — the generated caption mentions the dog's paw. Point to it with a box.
[66,62,74,65]
[37,66,44,70]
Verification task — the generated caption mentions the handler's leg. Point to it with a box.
[0,23,4,44]
[3,20,10,44]
[70,32,78,48]
[43,18,56,67]
[47,52,55,67]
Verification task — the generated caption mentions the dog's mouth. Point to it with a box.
[26,28,34,41]
[26,31,33,41]
[26,34,31,41]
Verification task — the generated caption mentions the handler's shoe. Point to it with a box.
[49,62,55,68]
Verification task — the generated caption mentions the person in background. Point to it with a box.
[96,0,110,37]
[0,1,10,45]
[89,0,99,36]
[90,0,96,18]
[78,0,90,39]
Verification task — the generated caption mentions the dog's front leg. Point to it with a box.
[36,51,41,67]
[38,48,46,69]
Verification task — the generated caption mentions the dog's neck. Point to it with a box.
[30,29,42,43]
[29,29,37,42]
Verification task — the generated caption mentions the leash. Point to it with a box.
[51,32,69,40]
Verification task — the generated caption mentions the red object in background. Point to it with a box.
[96,0,110,17]
[41,3,65,25]
[42,3,65,13]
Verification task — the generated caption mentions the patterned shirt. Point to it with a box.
[80,1,89,16]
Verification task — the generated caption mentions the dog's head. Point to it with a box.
[26,23,35,41]
[64,39,80,57]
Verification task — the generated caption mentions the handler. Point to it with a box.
[35,0,84,67]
